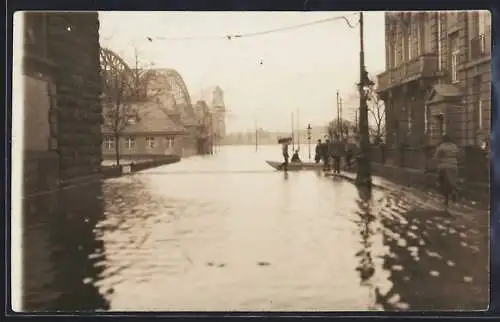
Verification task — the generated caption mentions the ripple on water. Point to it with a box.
[85,146,489,311]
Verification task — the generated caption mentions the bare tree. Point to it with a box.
[366,86,386,144]
[101,47,160,166]
[327,118,354,140]
[348,74,386,143]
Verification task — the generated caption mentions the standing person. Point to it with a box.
[278,139,290,171]
[434,134,460,210]
[322,138,331,171]
[314,139,322,164]
[331,136,343,174]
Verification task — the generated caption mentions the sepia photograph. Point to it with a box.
[11,10,491,312]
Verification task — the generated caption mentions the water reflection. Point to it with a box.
[354,187,376,283]
[22,182,109,311]
[373,190,489,310]
[21,146,488,311]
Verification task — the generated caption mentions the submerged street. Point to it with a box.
[23,145,488,311]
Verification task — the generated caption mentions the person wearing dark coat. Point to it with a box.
[330,137,345,174]
[314,139,322,163]
[322,139,331,170]
[291,149,302,163]
[278,140,290,171]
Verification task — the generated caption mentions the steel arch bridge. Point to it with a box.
[99,47,192,107]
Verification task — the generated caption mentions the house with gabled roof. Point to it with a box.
[101,101,187,161]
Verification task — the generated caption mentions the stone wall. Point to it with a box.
[21,12,104,311]
[46,13,102,180]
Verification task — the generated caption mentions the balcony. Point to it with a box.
[377,54,440,93]
[470,28,491,60]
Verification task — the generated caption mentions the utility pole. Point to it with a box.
[340,96,343,139]
[356,11,372,188]
[355,110,358,132]
[307,123,312,160]
[297,109,300,150]
[336,90,340,138]
[291,112,295,150]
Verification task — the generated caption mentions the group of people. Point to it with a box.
[278,136,359,173]
[278,132,463,211]
[277,140,302,171]
[314,137,358,173]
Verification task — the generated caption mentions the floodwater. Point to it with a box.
[20,145,489,312]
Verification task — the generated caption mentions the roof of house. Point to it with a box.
[102,102,187,135]
[175,103,199,127]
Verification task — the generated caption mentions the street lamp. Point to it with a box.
[307,123,312,160]
[355,11,375,188]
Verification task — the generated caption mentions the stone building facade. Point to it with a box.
[20,12,106,310]
[377,11,491,172]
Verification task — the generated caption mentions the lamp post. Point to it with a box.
[355,11,374,188]
[307,123,312,160]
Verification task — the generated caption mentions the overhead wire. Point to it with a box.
[145,13,360,42]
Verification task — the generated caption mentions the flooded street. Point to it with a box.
[22,145,489,311]
[95,145,488,311]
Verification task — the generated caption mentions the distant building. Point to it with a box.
[102,103,186,161]
[194,100,214,154]
[377,11,491,168]
[211,86,226,142]
[100,66,203,160]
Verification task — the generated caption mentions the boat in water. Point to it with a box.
[265,160,324,171]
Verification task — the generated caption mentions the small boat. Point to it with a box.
[265,160,324,171]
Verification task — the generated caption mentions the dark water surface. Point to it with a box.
[21,145,489,311]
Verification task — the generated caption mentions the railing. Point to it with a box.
[470,28,491,60]
[377,54,439,92]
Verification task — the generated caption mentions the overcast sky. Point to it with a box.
[98,11,386,133]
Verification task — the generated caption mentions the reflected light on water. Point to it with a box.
[21,146,488,311]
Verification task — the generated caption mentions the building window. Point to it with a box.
[125,136,136,151]
[450,33,459,83]
[478,100,483,130]
[478,11,488,52]
[400,32,405,63]
[423,17,432,54]
[478,11,486,35]
[104,136,115,151]
[407,28,413,60]
[407,107,412,135]
[437,12,442,70]
[415,22,421,56]
[146,136,155,149]
[451,51,459,82]
[392,42,398,67]
[165,136,175,149]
